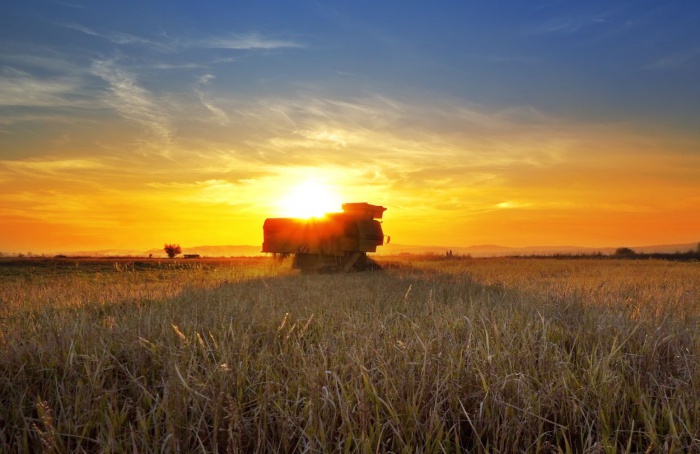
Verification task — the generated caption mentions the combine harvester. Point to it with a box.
[262,203,388,273]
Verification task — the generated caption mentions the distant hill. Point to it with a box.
[379,242,700,257]
[29,241,699,259]
[145,245,263,258]
[378,243,594,257]
[49,249,148,257]
[44,245,264,258]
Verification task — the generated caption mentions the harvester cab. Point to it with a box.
[262,202,387,273]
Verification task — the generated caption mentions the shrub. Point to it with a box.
[163,243,182,258]
[613,247,636,257]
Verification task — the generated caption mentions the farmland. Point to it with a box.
[1,256,699,452]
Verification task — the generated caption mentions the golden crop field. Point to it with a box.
[1,256,699,453]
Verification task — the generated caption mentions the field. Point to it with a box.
[1,256,699,453]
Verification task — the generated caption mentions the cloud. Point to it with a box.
[160,91,700,223]
[166,93,572,190]
[1,158,103,170]
[200,33,303,50]
[155,93,580,218]
[242,95,570,169]
[527,11,611,35]
[144,177,284,217]
[296,128,349,148]
[146,63,203,70]
[646,48,700,69]
[59,23,303,53]
[0,158,105,180]
[60,23,174,51]
[0,53,87,77]
[193,74,230,125]
[0,113,61,127]
[147,178,253,205]
[0,68,82,107]
[91,60,172,143]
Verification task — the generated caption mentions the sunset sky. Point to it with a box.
[1,1,699,253]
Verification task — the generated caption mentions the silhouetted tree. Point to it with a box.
[164,243,182,258]
[614,247,636,257]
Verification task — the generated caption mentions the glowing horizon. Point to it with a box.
[1,1,699,254]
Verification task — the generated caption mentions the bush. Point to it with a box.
[614,247,636,257]
[163,243,182,258]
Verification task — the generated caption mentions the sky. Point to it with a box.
[1,0,699,253]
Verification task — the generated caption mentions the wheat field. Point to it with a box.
[1,256,699,453]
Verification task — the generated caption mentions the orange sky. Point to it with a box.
[1,100,699,253]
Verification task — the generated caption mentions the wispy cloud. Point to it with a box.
[61,23,174,51]
[646,48,700,69]
[0,68,82,107]
[296,128,349,148]
[62,22,302,52]
[248,95,571,170]
[91,59,172,143]
[0,53,87,77]
[156,93,580,215]
[527,12,611,35]
[147,179,252,205]
[193,74,230,125]
[200,33,303,50]
[0,158,105,177]
[146,63,203,70]
[166,91,700,221]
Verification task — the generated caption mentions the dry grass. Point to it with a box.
[1,256,699,452]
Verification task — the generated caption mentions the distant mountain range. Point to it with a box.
[43,245,264,258]
[380,242,700,257]
[34,242,700,258]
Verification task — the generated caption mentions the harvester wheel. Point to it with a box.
[360,256,381,271]
[341,252,361,272]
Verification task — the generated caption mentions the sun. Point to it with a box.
[277,180,342,218]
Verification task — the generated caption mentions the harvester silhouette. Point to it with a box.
[262,203,387,273]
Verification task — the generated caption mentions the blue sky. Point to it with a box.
[1,0,699,251]
[4,1,698,127]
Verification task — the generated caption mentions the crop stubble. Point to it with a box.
[0,257,699,452]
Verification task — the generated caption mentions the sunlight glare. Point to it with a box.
[278,180,342,218]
